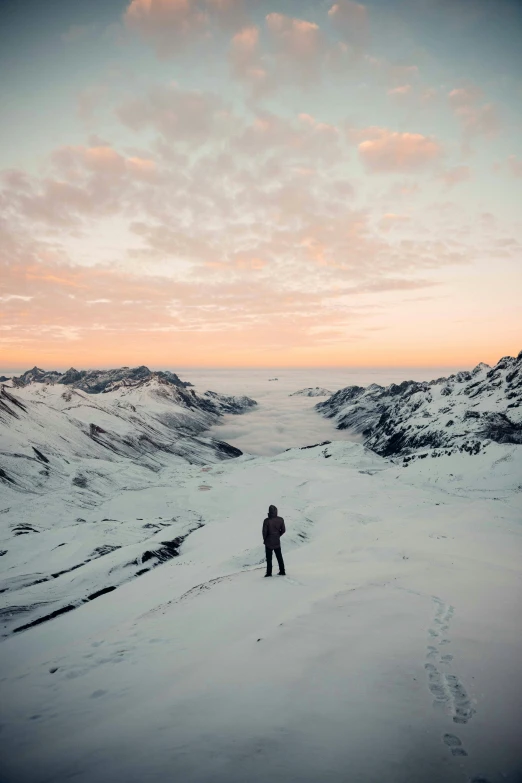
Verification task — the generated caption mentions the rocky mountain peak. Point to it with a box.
[316,351,522,457]
[10,365,195,393]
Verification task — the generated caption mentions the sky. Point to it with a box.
[1,0,521,370]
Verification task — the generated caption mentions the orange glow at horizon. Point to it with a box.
[1,334,520,372]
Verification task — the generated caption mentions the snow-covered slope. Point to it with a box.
[290,386,332,397]
[0,439,521,783]
[1,366,257,487]
[316,352,522,457]
[0,367,256,635]
[1,360,521,783]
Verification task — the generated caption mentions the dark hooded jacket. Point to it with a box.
[262,505,286,550]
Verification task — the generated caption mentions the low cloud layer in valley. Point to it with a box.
[188,366,458,455]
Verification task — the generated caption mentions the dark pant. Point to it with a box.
[265,546,285,575]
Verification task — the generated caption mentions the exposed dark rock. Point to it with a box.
[300,440,331,450]
[480,413,522,444]
[0,386,27,417]
[13,603,77,633]
[8,518,205,636]
[316,351,521,457]
[32,447,49,463]
[88,586,116,601]
[90,545,121,558]
[290,387,332,397]
[12,365,195,393]
[211,439,243,458]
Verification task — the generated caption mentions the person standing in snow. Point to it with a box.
[262,504,286,577]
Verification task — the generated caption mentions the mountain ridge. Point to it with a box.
[10,364,194,392]
[315,351,522,458]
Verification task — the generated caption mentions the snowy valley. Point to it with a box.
[0,357,521,783]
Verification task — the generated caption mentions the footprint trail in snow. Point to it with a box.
[424,598,475,762]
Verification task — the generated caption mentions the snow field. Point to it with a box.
[1,440,521,782]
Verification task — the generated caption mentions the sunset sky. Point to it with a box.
[1,0,521,369]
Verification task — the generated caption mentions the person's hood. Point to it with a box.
[268,505,278,518]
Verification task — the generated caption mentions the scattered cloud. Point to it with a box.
[117,84,232,141]
[0,294,34,303]
[124,0,248,58]
[507,155,522,178]
[386,84,414,105]
[439,165,471,187]
[228,25,274,97]
[448,85,501,148]
[0,143,157,229]
[378,213,410,232]
[387,84,412,97]
[364,55,419,88]
[448,86,482,109]
[265,12,325,84]
[224,5,378,96]
[327,1,370,49]
[235,111,342,166]
[357,129,443,172]
[458,103,500,140]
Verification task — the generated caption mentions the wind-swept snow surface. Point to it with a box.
[1,437,521,783]
[0,368,256,635]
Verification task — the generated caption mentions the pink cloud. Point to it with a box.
[379,213,410,232]
[125,0,208,56]
[266,12,321,57]
[1,143,158,229]
[228,7,373,95]
[365,55,419,88]
[124,0,247,58]
[455,103,500,139]
[507,155,522,177]
[440,165,472,187]
[52,144,156,180]
[420,87,438,105]
[127,156,157,179]
[265,12,325,83]
[346,125,385,143]
[228,25,271,95]
[448,86,483,109]
[448,86,501,146]
[328,1,369,47]
[117,84,232,141]
[387,84,412,98]
[357,129,443,172]
[235,111,342,166]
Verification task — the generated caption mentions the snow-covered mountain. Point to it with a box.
[316,352,522,458]
[10,364,195,392]
[1,358,522,783]
[2,365,256,479]
[290,386,332,397]
[0,366,256,636]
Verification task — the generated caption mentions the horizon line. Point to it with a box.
[0,362,494,373]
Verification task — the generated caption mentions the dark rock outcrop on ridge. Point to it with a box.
[316,351,522,457]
